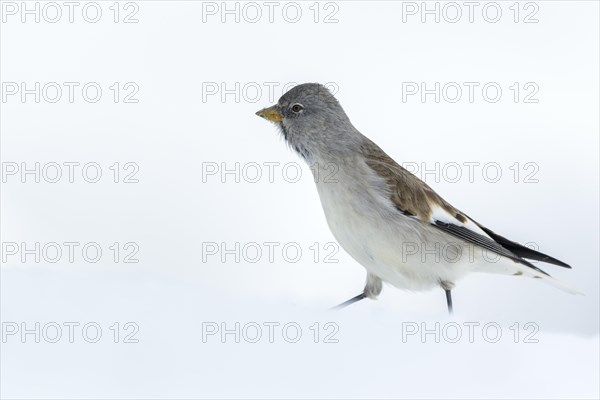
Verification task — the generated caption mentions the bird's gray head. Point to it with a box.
[256,83,359,161]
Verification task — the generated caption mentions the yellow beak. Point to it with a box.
[255,106,283,122]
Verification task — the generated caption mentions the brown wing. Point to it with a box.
[360,140,567,273]
[360,140,467,223]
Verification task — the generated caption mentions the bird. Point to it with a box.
[255,83,577,314]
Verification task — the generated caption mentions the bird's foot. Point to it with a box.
[331,292,367,310]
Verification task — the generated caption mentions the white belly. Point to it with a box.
[314,165,487,291]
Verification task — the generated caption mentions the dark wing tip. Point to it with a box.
[432,220,553,276]
[536,255,571,269]
[474,223,572,269]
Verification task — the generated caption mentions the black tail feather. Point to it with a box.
[477,225,571,268]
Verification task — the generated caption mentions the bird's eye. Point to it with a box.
[291,104,304,113]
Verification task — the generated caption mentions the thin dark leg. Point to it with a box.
[445,289,453,315]
[331,293,366,311]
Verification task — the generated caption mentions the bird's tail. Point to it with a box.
[478,259,583,295]
[532,274,583,295]
[512,264,582,295]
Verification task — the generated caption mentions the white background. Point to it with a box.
[1,1,599,398]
